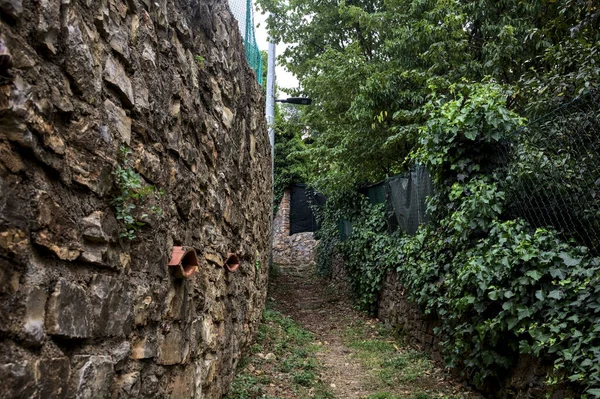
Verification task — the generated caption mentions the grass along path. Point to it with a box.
[225,263,483,399]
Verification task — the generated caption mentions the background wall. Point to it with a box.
[272,189,319,266]
[0,0,271,397]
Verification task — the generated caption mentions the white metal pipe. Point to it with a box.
[266,41,276,157]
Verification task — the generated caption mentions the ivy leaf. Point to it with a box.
[581,358,593,367]
[464,128,478,140]
[517,306,533,320]
[519,340,532,354]
[549,268,566,279]
[586,389,600,398]
[559,252,580,267]
[535,290,545,301]
[548,290,564,300]
[526,270,543,281]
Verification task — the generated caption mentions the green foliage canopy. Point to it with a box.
[314,85,600,395]
[273,105,310,210]
[256,0,599,192]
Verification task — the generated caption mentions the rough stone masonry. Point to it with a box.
[272,188,319,266]
[0,0,271,397]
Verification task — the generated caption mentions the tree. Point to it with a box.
[273,104,310,210]
[256,0,599,194]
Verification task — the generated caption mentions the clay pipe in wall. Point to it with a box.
[168,246,199,278]
[223,253,240,272]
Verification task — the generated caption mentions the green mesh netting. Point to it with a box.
[228,0,263,85]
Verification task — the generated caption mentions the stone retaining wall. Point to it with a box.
[378,272,443,361]
[0,0,271,397]
[379,271,557,398]
[272,189,318,265]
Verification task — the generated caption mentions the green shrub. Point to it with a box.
[315,83,600,396]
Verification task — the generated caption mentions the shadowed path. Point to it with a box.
[268,263,481,399]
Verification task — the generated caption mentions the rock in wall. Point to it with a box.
[0,0,271,397]
[272,189,318,265]
[378,271,554,398]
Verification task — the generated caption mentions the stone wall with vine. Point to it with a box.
[315,84,600,398]
[272,189,319,265]
[0,1,271,398]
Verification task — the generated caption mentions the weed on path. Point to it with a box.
[225,305,333,399]
[226,264,482,399]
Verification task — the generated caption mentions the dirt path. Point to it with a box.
[269,263,375,398]
[268,263,481,399]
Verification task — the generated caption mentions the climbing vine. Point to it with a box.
[338,202,401,314]
[315,84,600,396]
[113,146,164,240]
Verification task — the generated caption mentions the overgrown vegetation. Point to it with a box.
[273,105,310,213]
[113,146,163,240]
[225,305,334,399]
[258,0,600,395]
[313,86,600,396]
[258,0,599,193]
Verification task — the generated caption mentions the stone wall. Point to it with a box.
[0,0,271,398]
[379,271,556,398]
[378,272,442,360]
[272,189,318,266]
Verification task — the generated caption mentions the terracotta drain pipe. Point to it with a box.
[168,246,199,278]
[0,38,13,76]
[223,253,240,272]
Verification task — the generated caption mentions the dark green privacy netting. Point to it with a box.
[387,166,434,236]
[349,166,433,239]
[228,0,263,85]
[290,184,327,235]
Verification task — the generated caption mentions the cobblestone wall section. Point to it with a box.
[379,271,553,398]
[0,0,271,398]
[378,272,442,360]
[273,189,291,238]
[272,189,318,265]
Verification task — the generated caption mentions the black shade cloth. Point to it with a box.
[289,184,327,235]
[387,165,433,235]
[358,181,386,205]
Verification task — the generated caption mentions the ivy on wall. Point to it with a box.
[315,83,600,397]
[113,146,164,240]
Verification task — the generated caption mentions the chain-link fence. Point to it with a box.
[227,0,263,85]
[500,89,600,253]
[337,89,599,252]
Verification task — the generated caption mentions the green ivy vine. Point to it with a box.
[113,146,164,240]
[314,83,600,397]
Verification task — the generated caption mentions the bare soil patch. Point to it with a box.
[268,263,481,399]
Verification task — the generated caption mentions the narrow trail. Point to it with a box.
[268,263,481,399]
[270,263,374,398]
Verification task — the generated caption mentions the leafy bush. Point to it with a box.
[338,202,402,313]
[315,83,600,396]
[113,146,163,240]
